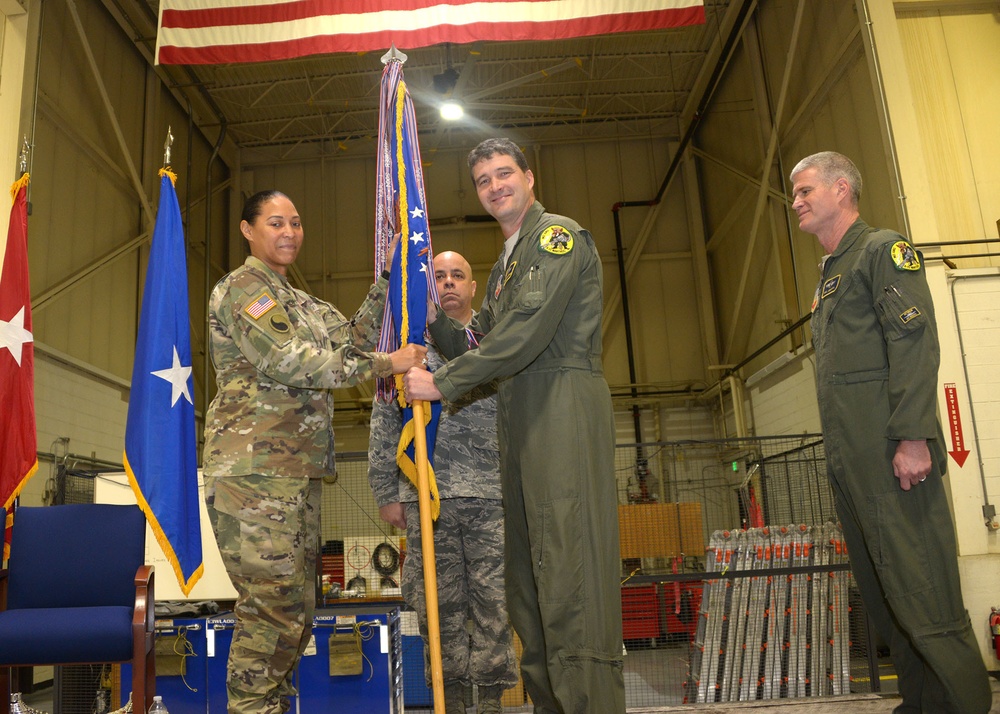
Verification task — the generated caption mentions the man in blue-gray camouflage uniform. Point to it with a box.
[369,250,516,714]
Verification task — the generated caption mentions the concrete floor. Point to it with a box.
[629,678,1000,714]
[452,665,1000,713]
[406,674,1000,713]
[18,665,1000,712]
[20,686,1000,713]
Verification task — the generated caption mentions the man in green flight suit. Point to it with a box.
[791,151,991,714]
[404,138,626,713]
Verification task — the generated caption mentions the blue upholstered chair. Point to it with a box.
[0,504,155,713]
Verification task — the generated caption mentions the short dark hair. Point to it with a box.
[241,189,288,224]
[467,138,529,181]
[790,152,863,205]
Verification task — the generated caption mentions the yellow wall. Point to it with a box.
[897,4,1000,251]
[0,1,28,259]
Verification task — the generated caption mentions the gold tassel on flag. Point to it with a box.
[9,172,29,203]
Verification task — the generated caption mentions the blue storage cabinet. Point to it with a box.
[300,605,403,713]
[398,608,433,707]
[119,618,208,713]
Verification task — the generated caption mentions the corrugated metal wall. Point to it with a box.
[25,0,231,402]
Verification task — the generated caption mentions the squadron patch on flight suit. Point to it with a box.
[821,274,841,299]
[890,240,921,271]
[539,225,573,255]
[495,260,517,299]
[244,291,278,320]
[899,306,921,323]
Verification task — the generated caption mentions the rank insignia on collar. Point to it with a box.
[890,240,921,271]
[244,291,277,320]
[539,225,573,255]
[821,274,841,299]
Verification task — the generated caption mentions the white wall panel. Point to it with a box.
[19,0,233,438]
[13,344,129,508]
[747,349,820,437]
[950,273,1000,533]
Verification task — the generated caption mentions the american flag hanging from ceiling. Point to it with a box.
[155,0,705,65]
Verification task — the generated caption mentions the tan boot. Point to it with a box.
[444,680,467,714]
[477,685,503,714]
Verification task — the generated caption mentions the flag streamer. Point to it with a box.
[124,167,203,595]
[1,172,38,560]
[374,58,442,519]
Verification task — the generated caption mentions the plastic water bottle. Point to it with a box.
[10,693,31,714]
[148,695,169,714]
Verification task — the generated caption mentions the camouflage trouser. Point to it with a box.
[204,474,321,714]
[401,497,517,689]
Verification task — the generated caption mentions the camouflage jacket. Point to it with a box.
[203,256,392,480]
[368,329,501,505]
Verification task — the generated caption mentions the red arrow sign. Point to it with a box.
[943,383,970,467]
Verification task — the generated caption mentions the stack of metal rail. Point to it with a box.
[687,523,852,703]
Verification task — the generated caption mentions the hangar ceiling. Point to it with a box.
[101,0,737,162]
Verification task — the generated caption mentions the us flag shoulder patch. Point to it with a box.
[245,292,277,320]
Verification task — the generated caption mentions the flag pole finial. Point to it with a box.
[163,126,174,167]
[18,136,29,175]
[381,43,407,65]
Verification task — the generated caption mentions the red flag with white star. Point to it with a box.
[1,173,38,560]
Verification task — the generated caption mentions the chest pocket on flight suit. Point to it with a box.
[519,263,544,311]
[497,260,544,316]
[874,281,926,341]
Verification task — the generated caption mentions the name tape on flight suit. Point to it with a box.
[899,306,921,323]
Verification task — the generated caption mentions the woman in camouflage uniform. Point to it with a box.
[203,190,425,714]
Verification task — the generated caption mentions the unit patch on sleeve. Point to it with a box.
[268,313,290,333]
[538,225,573,255]
[890,240,921,271]
[244,291,278,320]
[899,306,921,323]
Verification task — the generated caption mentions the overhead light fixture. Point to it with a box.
[433,44,463,121]
[440,100,464,121]
[432,66,460,95]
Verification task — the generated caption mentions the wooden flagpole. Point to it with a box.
[380,43,444,712]
[411,399,445,712]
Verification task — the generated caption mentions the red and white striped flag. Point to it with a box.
[156,0,705,65]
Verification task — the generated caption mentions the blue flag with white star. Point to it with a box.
[124,169,203,596]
